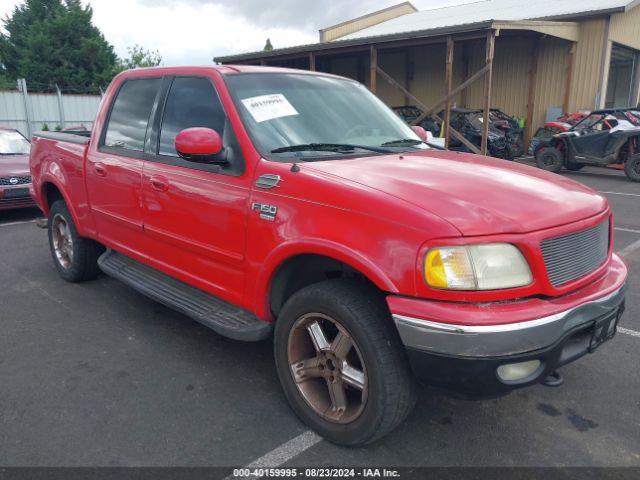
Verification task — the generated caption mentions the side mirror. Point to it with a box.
[411,125,429,142]
[175,127,225,163]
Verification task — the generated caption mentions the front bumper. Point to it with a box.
[389,254,627,397]
[0,184,35,211]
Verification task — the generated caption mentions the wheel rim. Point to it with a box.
[287,313,368,424]
[51,213,74,269]
[542,154,558,167]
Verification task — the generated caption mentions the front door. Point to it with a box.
[86,77,162,260]
[141,75,251,306]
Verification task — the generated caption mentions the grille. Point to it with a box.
[541,219,610,287]
[0,176,31,186]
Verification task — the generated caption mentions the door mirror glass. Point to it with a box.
[175,127,224,163]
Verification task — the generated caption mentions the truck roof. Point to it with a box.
[116,64,340,79]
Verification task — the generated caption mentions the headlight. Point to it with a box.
[425,243,532,291]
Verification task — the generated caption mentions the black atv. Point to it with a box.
[534,108,640,182]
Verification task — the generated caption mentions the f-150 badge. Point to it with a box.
[251,202,278,221]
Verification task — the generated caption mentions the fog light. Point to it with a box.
[496,360,541,382]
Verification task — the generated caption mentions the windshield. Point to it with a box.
[0,130,30,155]
[224,73,428,160]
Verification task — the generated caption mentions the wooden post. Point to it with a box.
[370,45,378,94]
[562,42,577,115]
[444,36,454,148]
[309,52,316,71]
[481,30,495,156]
[460,43,469,107]
[524,37,541,148]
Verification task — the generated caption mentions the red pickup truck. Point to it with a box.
[29,66,627,445]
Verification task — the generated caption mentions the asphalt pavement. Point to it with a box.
[0,163,639,471]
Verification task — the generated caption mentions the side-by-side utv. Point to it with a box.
[534,108,640,182]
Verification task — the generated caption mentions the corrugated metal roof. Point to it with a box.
[340,0,635,40]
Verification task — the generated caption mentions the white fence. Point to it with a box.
[0,79,102,138]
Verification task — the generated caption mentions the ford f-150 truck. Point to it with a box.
[29,66,627,446]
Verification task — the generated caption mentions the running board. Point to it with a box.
[98,250,272,341]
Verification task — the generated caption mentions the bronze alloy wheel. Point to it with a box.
[287,313,368,424]
[51,213,74,269]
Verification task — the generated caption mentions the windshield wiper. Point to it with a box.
[381,138,423,147]
[381,138,446,151]
[270,143,392,154]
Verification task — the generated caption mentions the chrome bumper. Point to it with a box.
[393,284,626,358]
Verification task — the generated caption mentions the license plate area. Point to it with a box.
[3,187,29,198]
[588,310,620,353]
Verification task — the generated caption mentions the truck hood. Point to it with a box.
[0,154,30,177]
[305,151,608,236]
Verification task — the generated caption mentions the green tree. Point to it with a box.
[0,0,118,92]
[264,38,273,52]
[116,44,162,72]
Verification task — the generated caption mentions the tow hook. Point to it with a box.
[35,218,47,229]
[541,371,564,387]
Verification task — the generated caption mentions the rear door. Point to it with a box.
[140,75,251,306]
[87,77,162,260]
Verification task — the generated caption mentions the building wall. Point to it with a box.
[609,5,640,50]
[320,2,416,42]
[532,37,570,131]
[464,35,532,120]
[568,18,608,112]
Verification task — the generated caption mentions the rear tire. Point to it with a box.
[624,154,640,182]
[48,200,104,282]
[535,146,564,173]
[274,279,416,446]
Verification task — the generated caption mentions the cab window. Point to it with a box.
[103,78,161,152]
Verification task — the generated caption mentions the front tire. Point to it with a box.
[48,200,104,282]
[535,146,564,173]
[274,279,416,446]
[624,154,640,182]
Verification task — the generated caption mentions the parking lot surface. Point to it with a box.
[1,164,639,469]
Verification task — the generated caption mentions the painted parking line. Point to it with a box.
[0,219,37,228]
[615,227,640,234]
[619,327,640,339]
[599,191,640,198]
[619,238,640,257]
[227,430,322,478]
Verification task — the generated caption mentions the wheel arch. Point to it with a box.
[254,241,399,321]
[39,179,84,234]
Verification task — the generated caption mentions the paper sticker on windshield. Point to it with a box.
[241,94,298,123]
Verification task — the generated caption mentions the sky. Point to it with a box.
[0,0,470,65]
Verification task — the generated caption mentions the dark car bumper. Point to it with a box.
[0,185,35,211]
[389,256,627,398]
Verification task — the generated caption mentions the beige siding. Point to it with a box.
[320,3,416,42]
[609,5,640,50]
[568,18,607,112]
[465,36,532,120]
[532,38,570,131]
[378,51,409,106]
[328,56,360,80]
[399,42,464,108]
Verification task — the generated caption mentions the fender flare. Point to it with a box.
[252,239,399,320]
[38,165,85,236]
